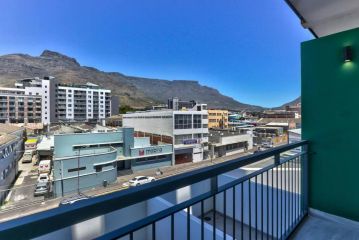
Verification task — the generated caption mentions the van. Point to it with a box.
[38,160,51,174]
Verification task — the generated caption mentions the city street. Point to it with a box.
[0,147,286,223]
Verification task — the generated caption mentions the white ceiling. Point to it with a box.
[287,0,359,37]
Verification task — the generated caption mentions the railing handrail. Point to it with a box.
[0,140,308,239]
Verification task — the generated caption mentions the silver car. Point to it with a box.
[34,182,50,197]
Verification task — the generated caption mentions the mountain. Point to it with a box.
[279,97,301,108]
[0,50,262,110]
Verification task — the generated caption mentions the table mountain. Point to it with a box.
[0,50,262,110]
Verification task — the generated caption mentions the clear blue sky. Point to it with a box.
[0,0,312,107]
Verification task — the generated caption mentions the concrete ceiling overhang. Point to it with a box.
[286,0,359,38]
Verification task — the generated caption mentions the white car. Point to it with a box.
[37,173,50,183]
[128,176,156,187]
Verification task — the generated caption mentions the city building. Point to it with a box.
[253,126,287,145]
[56,82,112,123]
[208,129,253,158]
[0,124,25,203]
[123,99,209,164]
[0,77,56,124]
[288,128,301,143]
[52,127,173,196]
[208,109,229,129]
[0,77,115,125]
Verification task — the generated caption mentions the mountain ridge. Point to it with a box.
[0,50,297,110]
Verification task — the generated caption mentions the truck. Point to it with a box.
[38,160,51,174]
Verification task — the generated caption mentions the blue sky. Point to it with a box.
[0,0,312,107]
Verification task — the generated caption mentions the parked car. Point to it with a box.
[37,173,50,183]
[22,150,34,163]
[59,193,90,206]
[34,181,50,197]
[129,176,156,187]
[38,160,51,174]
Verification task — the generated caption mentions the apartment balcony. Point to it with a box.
[0,141,310,239]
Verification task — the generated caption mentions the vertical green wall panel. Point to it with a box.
[302,28,359,221]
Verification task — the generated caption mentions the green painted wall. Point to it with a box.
[302,27,359,221]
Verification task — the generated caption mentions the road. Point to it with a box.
[0,147,281,223]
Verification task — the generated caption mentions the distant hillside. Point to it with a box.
[0,50,263,110]
[280,97,301,108]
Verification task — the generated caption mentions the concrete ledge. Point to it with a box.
[309,208,359,229]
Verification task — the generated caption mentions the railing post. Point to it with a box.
[301,144,309,215]
[210,176,218,194]
[274,153,280,166]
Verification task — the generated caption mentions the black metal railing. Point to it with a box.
[0,141,308,240]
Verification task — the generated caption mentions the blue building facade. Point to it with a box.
[0,125,25,204]
[53,127,173,197]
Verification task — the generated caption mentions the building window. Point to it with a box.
[68,94,72,97]
[68,104,72,107]
[45,91,47,93]
[193,114,202,128]
[174,134,193,144]
[174,114,192,129]
[68,166,86,172]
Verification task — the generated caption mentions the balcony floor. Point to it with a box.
[290,215,359,240]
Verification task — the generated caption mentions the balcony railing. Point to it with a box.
[0,141,308,239]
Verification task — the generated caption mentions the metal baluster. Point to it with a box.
[241,182,244,240]
[291,158,294,230]
[152,223,156,240]
[261,173,264,240]
[276,167,279,238]
[233,186,236,240]
[267,171,269,240]
[284,162,289,236]
[172,213,175,240]
[271,169,274,240]
[255,176,258,240]
[201,200,204,240]
[130,232,133,240]
[224,191,227,240]
[187,207,190,240]
[213,194,216,240]
[249,180,252,240]
[280,164,282,239]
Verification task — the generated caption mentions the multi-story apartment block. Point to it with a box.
[0,77,114,124]
[123,99,209,164]
[208,109,229,129]
[0,77,56,124]
[56,82,111,122]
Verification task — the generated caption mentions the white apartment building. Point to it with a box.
[0,77,56,124]
[123,101,209,164]
[56,82,111,122]
[0,77,113,124]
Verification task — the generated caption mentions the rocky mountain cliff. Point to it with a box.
[0,50,263,110]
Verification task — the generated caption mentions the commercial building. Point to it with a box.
[208,109,229,129]
[208,129,253,158]
[0,77,115,125]
[123,99,209,164]
[0,124,25,203]
[52,127,172,196]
